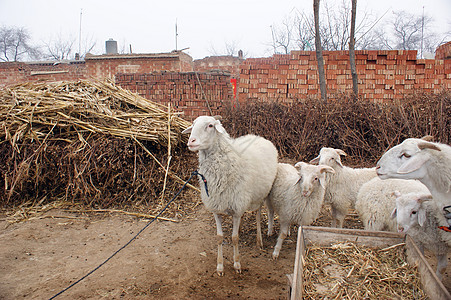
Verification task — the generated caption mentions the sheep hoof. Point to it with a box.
[272,251,279,260]
[234,262,241,273]
[217,264,224,276]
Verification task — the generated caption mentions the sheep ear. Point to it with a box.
[397,154,430,174]
[391,208,397,219]
[182,125,192,134]
[319,175,326,190]
[214,120,227,135]
[336,149,347,156]
[418,207,427,227]
[310,155,320,164]
[417,141,441,152]
[294,162,306,170]
[420,135,434,142]
[418,194,433,203]
[319,165,335,174]
[392,191,402,198]
[213,115,222,121]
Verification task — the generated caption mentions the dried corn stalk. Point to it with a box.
[0,79,191,150]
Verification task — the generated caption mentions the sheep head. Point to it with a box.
[294,162,335,196]
[390,191,433,233]
[376,138,441,181]
[182,115,229,152]
[310,147,347,169]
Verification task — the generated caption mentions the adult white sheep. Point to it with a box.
[310,147,377,228]
[391,191,450,280]
[267,162,335,259]
[182,115,278,275]
[355,177,429,232]
[376,138,451,213]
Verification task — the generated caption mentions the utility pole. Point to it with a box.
[421,6,424,59]
[79,9,83,57]
[175,19,178,51]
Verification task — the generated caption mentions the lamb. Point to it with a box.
[267,162,335,259]
[391,191,450,280]
[310,147,377,228]
[182,115,278,275]
[355,177,429,232]
[376,138,451,213]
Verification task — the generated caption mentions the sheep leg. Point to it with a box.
[272,221,289,260]
[232,215,242,273]
[256,208,263,249]
[331,206,345,228]
[213,213,224,276]
[266,198,275,237]
[436,253,448,280]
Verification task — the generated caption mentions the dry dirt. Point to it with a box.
[0,201,450,300]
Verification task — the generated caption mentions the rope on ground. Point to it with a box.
[48,170,200,300]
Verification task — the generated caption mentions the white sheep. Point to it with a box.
[182,115,278,275]
[267,162,335,259]
[391,191,450,280]
[355,177,429,232]
[310,147,377,228]
[376,138,451,213]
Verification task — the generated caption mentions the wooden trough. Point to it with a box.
[287,226,451,300]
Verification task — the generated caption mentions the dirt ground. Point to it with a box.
[0,200,450,300]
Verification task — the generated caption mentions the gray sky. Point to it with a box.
[1,0,450,59]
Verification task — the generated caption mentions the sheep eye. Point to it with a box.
[400,153,411,159]
[411,211,417,215]
[314,177,318,181]
[208,124,214,128]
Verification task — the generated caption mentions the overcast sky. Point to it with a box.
[1,0,450,60]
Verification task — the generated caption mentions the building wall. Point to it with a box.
[85,52,194,79]
[239,48,451,103]
[115,71,233,120]
[0,61,86,87]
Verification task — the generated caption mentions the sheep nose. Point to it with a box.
[397,226,404,233]
[375,165,380,170]
[188,137,196,145]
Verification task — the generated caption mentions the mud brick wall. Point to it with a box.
[194,55,244,78]
[115,72,233,120]
[0,62,86,87]
[239,49,451,103]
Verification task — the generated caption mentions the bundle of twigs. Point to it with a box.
[303,242,427,299]
[0,79,190,150]
[0,80,198,212]
[221,90,450,166]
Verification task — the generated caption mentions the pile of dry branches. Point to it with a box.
[221,91,450,166]
[303,242,427,299]
[0,80,197,213]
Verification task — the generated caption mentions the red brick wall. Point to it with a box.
[85,52,194,80]
[436,41,451,60]
[0,62,86,87]
[115,72,233,120]
[239,49,451,103]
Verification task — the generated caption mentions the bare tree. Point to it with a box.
[314,0,327,102]
[43,33,75,60]
[0,26,40,62]
[349,0,358,96]
[270,16,295,54]
[43,32,97,60]
[208,40,246,57]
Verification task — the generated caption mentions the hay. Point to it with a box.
[303,241,428,299]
